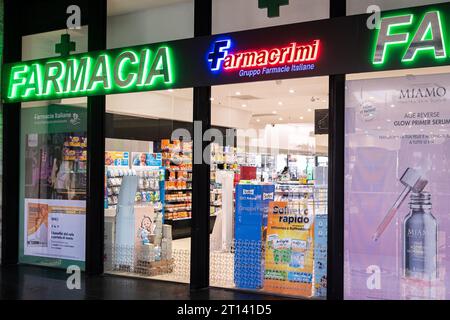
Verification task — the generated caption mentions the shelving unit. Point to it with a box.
[57,135,88,198]
[135,168,165,211]
[161,139,193,223]
[105,166,165,213]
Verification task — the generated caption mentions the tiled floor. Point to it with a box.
[0,265,286,300]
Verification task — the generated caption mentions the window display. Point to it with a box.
[208,78,329,298]
[344,71,450,300]
[19,105,87,269]
[104,87,194,283]
[104,145,176,277]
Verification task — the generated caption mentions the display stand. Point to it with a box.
[114,175,139,270]
[210,170,234,251]
[104,151,174,275]
[234,182,275,290]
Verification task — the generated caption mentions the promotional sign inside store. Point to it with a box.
[264,201,314,296]
[20,105,87,269]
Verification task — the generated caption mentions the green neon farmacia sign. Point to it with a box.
[4,45,174,102]
[372,9,448,66]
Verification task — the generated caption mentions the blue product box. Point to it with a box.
[313,214,328,298]
[234,183,274,289]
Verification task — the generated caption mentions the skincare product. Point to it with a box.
[373,168,428,241]
[403,192,438,281]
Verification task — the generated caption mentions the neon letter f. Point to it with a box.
[373,15,412,65]
[208,40,231,71]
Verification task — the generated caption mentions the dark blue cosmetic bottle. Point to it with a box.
[403,192,438,281]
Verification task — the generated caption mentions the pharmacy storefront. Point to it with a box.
[2,0,450,300]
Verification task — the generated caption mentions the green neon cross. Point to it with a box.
[55,34,76,57]
[258,0,289,18]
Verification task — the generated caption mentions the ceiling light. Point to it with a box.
[279,117,283,121]
[289,89,295,94]
[235,91,241,96]
[390,104,395,108]
[210,97,215,101]
[272,110,277,114]
[299,116,304,120]
[256,119,260,122]
[167,89,173,92]
[278,101,283,106]
[242,104,247,107]
[307,108,312,112]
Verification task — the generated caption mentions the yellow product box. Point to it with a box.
[264,201,315,297]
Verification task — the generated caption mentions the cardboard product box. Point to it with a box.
[313,214,328,298]
[234,183,275,290]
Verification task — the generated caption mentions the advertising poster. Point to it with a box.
[264,201,314,296]
[105,151,129,167]
[20,105,87,269]
[24,199,85,261]
[344,73,450,299]
[132,152,162,167]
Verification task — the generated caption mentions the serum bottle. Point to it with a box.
[403,192,438,281]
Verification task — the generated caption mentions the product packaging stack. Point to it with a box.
[138,243,156,263]
[161,224,173,260]
[154,213,163,246]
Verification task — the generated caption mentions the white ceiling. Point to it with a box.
[107,0,191,16]
[162,77,329,127]
[211,77,329,127]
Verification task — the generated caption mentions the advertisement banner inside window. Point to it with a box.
[19,105,87,269]
[344,73,450,299]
